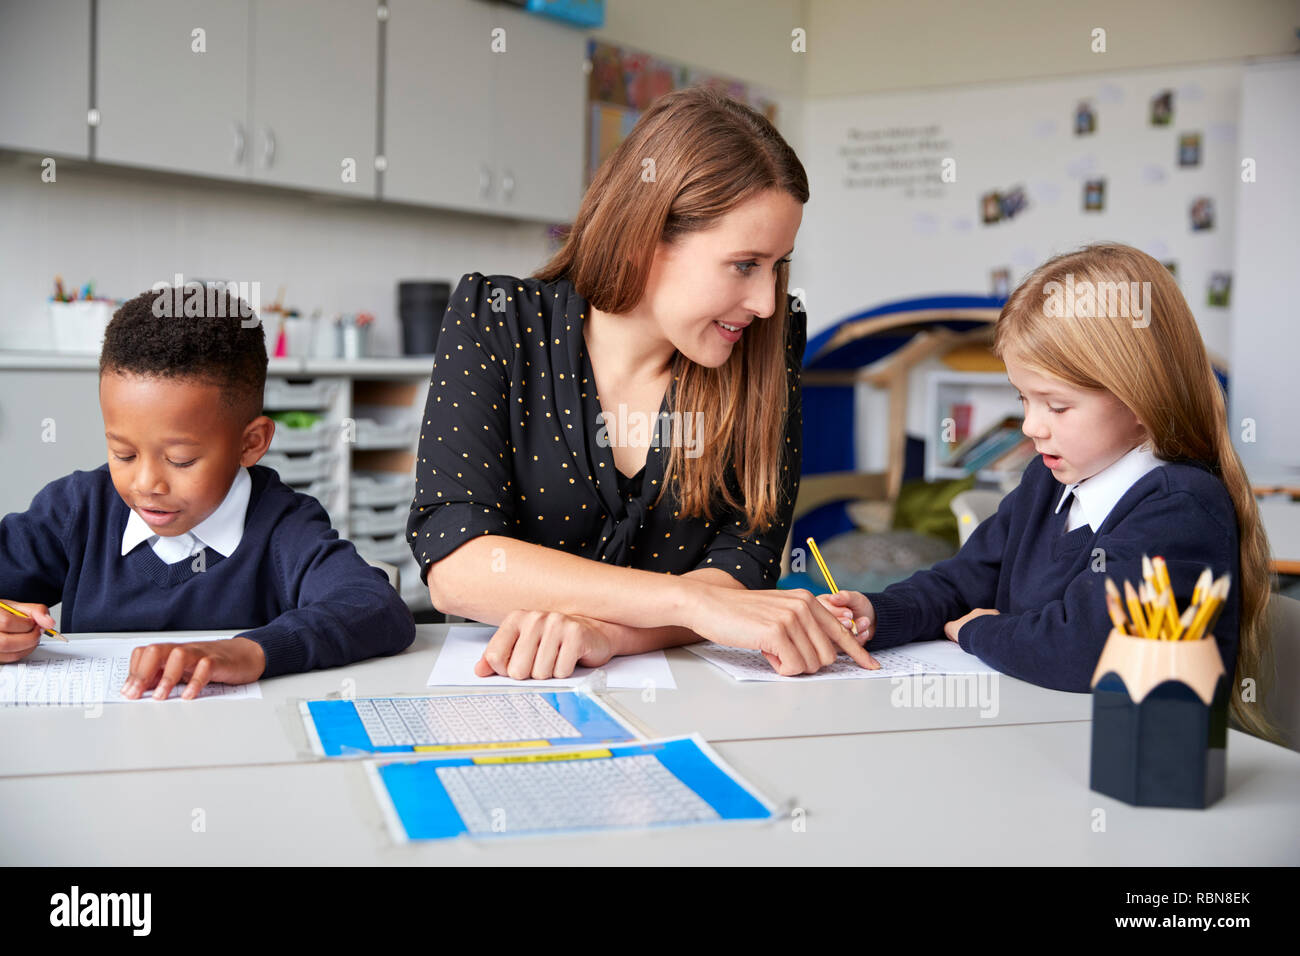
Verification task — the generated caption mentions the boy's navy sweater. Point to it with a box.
[0,464,414,678]
[866,457,1240,692]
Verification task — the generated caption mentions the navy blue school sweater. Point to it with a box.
[0,464,415,678]
[865,457,1240,692]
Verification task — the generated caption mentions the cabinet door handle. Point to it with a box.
[260,128,276,168]
[501,168,515,201]
[479,164,493,198]
[233,122,246,166]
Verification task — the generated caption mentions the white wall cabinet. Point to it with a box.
[6,0,582,221]
[0,0,92,159]
[96,0,376,196]
[248,0,377,196]
[97,0,252,181]
[383,0,496,215]
[384,0,584,222]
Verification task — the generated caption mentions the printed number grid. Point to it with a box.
[0,654,243,705]
[696,644,982,678]
[355,693,583,747]
[435,754,720,833]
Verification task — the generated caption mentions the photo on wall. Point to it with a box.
[1191,196,1215,231]
[981,190,1003,224]
[1150,89,1174,125]
[1207,271,1232,307]
[1179,132,1203,167]
[1075,99,1097,135]
[1083,178,1106,212]
[990,267,1012,298]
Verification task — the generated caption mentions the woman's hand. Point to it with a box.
[688,585,878,675]
[944,608,999,642]
[475,610,616,680]
[119,637,267,700]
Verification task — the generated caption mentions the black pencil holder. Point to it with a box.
[1089,629,1228,809]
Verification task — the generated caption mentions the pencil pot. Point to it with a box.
[1089,629,1228,809]
[49,300,114,353]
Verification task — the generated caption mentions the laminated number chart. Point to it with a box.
[367,734,777,841]
[300,690,642,756]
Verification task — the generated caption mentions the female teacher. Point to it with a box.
[407,87,877,679]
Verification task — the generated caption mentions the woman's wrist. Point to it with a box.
[664,574,707,630]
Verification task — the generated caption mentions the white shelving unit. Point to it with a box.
[924,369,1026,488]
[264,357,432,612]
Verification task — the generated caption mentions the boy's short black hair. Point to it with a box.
[100,284,267,423]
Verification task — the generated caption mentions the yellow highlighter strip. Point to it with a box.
[472,748,613,765]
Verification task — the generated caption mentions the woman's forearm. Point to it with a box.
[592,568,746,655]
[427,534,710,631]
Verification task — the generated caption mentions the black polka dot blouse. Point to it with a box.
[406,272,804,590]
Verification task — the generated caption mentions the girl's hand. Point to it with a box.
[689,585,879,675]
[120,637,267,700]
[944,608,1000,642]
[0,600,55,663]
[475,610,616,680]
[815,590,875,645]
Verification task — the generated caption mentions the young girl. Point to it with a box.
[823,243,1278,742]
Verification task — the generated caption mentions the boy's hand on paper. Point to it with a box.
[475,610,615,680]
[816,590,875,645]
[945,608,999,642]
[119,637,267,700]
[0,600,55,663]
[690,585,879,675]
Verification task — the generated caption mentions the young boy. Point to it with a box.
[0,285,415,699]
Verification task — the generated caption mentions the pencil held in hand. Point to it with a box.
[0,600,64,641]
[805,536,857,636]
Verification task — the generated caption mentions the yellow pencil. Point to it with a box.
[1152,555,1178,630]
[1187,576,1230,641]
[0,600,65,641]
[805,536,856,636]
[1123,580,1148,638]
[1152,555,1173,600]
[1171,603,1196,641]
[1199,577,1230,640]
[1138,581,1157,630]
[1148,588,1170,639]
[1104,578,1129,634]
[1191,568,1212,607]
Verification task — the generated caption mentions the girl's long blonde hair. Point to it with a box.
[994,243,1279,743]
[534,86,808,536]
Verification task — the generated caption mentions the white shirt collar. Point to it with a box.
[1055,444,1162,532]
[121,466,251,560]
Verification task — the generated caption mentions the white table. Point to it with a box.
[1,723,1294,865]
[0,625,1091,778]
[4,625,1295,864]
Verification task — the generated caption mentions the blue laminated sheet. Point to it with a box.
[299,690,640,757]
[367,734,778,841]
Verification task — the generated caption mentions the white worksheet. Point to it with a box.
[427,625,677,690]
[0,637,263,705]
[683,639,998,682]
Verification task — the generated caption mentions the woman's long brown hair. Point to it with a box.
[995,243,1279,743]
[534,86,808,537]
